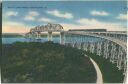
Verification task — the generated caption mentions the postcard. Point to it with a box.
[1,0,127,84]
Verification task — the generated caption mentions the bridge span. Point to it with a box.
[25,23,127,83]
[65,31,127,51]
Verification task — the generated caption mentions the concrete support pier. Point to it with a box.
[48,31,52,41]
[37,32,41,39]
[60,32,65,44]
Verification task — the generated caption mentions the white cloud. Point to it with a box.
[47,10,73,19]
[61,23,79,31]
[24,16,35,21]
[78,18,99,25]
[24,11,39,21]
[2,21,30,33]
[90,10,109,16]
[77,18,126,31]
[38,17,56,23]
[116,13,127,20]
[5,11,18,16]
[61,18,126,31]
[28,11,39,16]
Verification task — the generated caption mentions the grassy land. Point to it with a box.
[2,42,96,83]
[85,51,124,83]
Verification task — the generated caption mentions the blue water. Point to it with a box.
[2,37,60,44]
[2,37,103,44]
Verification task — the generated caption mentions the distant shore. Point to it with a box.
[2,33,60,38]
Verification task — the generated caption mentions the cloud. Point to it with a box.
[28,11,39,16]
[38,17,56,23]
[2,21,30,33]
[61,18,126,31]
[24,16,35,21]
[78,18,99,25]
[47,10,73,19]
[77,18,126,31]
[24,11,39,21]
[116,13,127,20]
[61,23,79,31]
[90,10,109,16]
[5,11,18,16]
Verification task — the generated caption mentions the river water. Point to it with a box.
[2,37,59,44]
[2,37,103,44]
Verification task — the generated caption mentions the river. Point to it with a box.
[2,37,103,44]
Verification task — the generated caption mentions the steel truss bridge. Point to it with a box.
[25,23,127,83]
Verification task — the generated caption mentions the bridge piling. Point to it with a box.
[60,32,65,44]
[48,31,52,41]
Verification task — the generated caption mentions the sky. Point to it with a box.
[2,1,127,33]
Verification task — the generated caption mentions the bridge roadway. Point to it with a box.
[65,31,127,52]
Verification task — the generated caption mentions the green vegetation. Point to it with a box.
[85,51,124,83]
[2,42,96,83]
[2,34,23,38]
